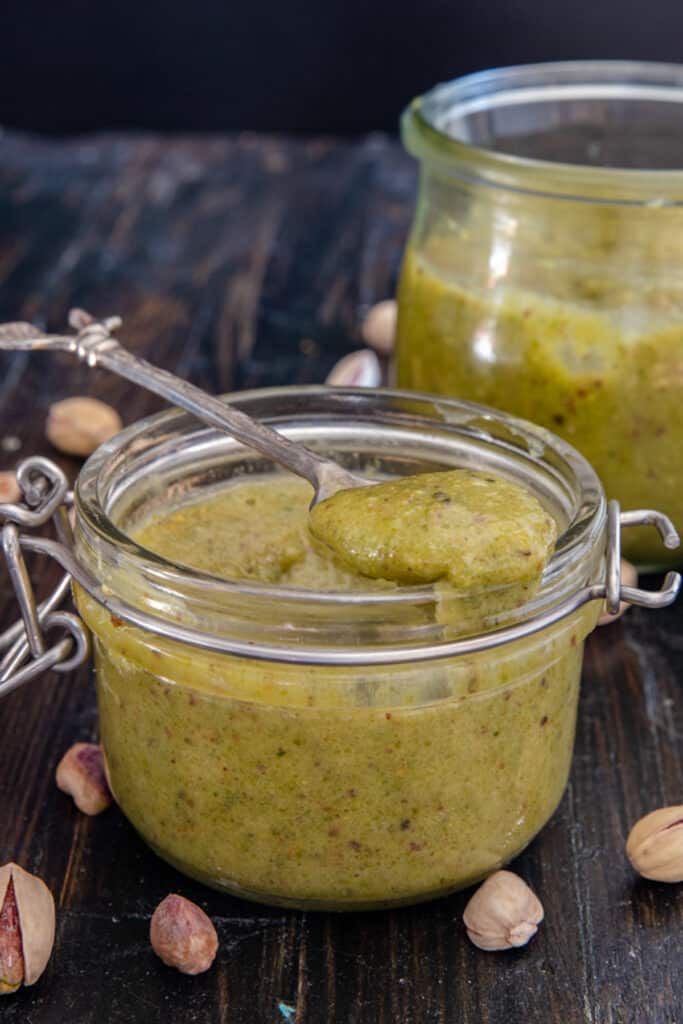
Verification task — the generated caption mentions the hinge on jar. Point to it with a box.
[0,457,90,698]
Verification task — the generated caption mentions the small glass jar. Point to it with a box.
[396,61,683,568]
[69,387,609,910]
[5,388,677,911]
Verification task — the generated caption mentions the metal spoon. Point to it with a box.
[0,309,368,504]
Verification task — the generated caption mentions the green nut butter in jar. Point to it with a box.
[397,61,683,568]
[70,387,613,911]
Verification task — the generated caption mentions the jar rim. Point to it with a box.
[403,60,683,204]
[72,385,606,664]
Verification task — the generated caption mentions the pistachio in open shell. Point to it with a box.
[46,397,122,457]
[626,805,683,882]
[0,864,55,994]
[325,349,381,387]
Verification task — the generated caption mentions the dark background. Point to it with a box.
[2,0,683,135]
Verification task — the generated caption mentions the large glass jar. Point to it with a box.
[63,386,612,911]
[396,61,683,568]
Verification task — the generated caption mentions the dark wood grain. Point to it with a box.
[0,131,681,1024]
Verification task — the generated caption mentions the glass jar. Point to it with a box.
[396,61,683,568]
[3,388,678,911]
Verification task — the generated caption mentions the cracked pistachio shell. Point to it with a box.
[0,864,55,987]
[463,870,544,951]
[626,805,683,882]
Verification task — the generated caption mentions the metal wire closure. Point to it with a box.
[0,456,679,690]
[0,458,90,698]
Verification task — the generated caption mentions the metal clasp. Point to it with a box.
[0,457,90,698]
[604,500,681,613]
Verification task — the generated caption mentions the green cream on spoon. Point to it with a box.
[308,468,558,588]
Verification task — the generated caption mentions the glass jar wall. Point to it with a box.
[397,62,683,567]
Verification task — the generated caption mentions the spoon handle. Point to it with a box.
[96,337,331,488]
[0,310,360,500]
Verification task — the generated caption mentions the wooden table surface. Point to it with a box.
[0,131,681,1024]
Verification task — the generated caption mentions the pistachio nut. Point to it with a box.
[325,349,381,387]
[626,805,683,882]
[56,742,113,816]
[46,396,122,457]
[0,472,20,504]
[463,869,544,951]
[0,864,55,994]
[361,299,397,355]
[150,894,218,975]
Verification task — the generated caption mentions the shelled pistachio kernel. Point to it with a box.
[150,894,218,975]
[46,397,122,457]
[463,870,544,951]
[56,742,113,815]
